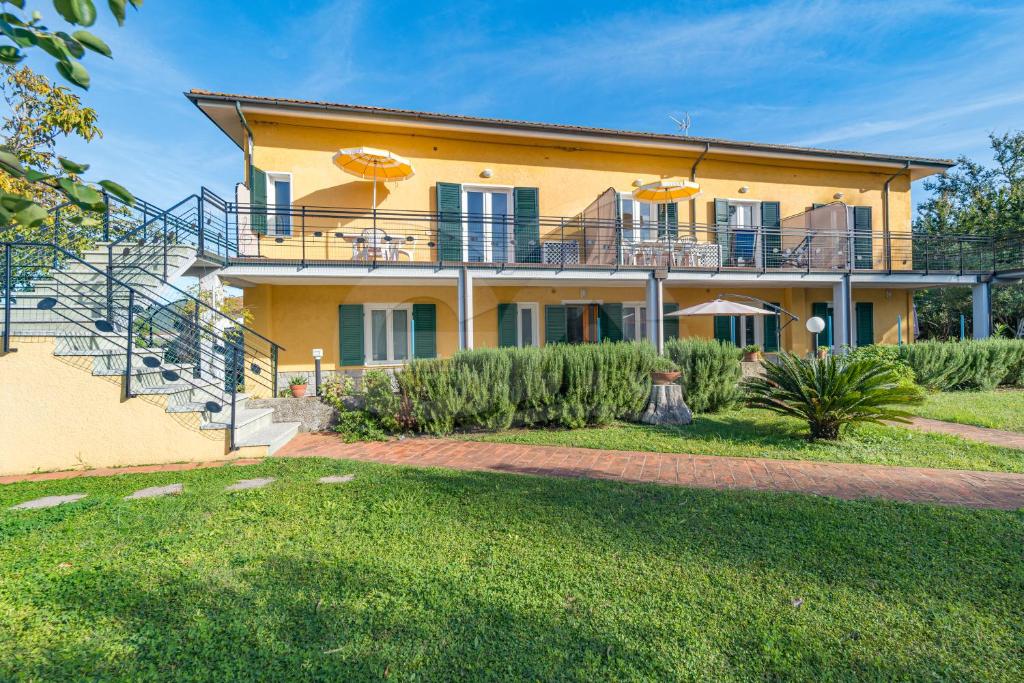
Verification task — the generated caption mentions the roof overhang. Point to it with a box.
[187,90,955,180]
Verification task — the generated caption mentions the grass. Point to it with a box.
[468,408,1024,473]
[1,458,1022,681]
[910,389,1024,433]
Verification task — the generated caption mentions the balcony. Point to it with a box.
[199,197,998,275]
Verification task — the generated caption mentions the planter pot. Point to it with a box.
[290,384,308,398]
[651,371,681,385]
[742,352,761,363]
[816,349,829,360]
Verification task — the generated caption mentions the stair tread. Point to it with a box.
[202,407,275,430]
[234,421,301,448]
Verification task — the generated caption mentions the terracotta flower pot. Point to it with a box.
[743,352,761,363]
[290,384,308,398]
[651,371,681,385]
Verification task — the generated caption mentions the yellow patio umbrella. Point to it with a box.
[332,147,416,217]
[632,179,701,203]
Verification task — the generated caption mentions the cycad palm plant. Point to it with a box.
[745,353,924,440]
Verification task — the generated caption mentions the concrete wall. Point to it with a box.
[0,340,237,476]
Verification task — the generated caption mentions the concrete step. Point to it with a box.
[234,420,301,455]
[202,406,274,434]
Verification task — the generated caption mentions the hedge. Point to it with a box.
[662,338,743,413]
[900,339,1024,391]
[385,342,660,435]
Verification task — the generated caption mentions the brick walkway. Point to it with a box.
[276,433,1024,510]
[906,417,1024,449]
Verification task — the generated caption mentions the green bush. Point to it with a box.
[396,342,659,435]
[333,410,388,443]
[663,338,742,413]
[845,344,916,387]
[901,339,1024,391]
[362,370,402,433]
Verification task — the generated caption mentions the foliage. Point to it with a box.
[662,338,742,413]
[845,344,916,387]
[333,409,388,443]
[362,369,402,433]
[741,344,761,354]
[745,353,923,440]
[901,339,1024,391]
[396,342,659,435]
[287,375,307,387]
[0,1,140,233]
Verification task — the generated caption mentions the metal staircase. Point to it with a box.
[1,193,298,456]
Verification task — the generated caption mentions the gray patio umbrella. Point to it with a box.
[665,299,774,317]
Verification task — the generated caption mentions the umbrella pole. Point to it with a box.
[372,164,378,232]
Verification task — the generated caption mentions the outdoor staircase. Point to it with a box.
[2,195,299,458]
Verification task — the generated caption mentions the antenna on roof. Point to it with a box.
[669,112,692,136]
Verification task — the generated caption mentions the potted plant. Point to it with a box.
[817,345,830,359]
[742,344,762,362]
[288,375,309,398]
[651,357,681,385]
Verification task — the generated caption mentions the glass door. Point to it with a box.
[464,187,512,263]
[728,202,758,266]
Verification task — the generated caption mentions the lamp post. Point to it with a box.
[806,316,826,358]
[312,348,323,396]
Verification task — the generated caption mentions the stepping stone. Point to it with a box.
[125,484,183,500]
[225,477,276,491]
[319,475,355,484]
[9,493,87,510]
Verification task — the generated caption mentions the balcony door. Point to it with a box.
[618,194,656,243]
[728,201,759,267]
[463,186,512,263]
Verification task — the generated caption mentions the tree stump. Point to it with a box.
[641,383,692,426]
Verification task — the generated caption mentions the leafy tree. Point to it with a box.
[744,354,923,441]
[0,0,140,232]
[914,131,1024,338]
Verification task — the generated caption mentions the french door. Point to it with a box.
[464,187,512,263]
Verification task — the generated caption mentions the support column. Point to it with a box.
[197,270,229,387]
[457,267,474,350]
[831,275,852,352]
[972,281,992,339]
[646,273,664,353]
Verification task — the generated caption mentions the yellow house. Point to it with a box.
[186,90,992,393]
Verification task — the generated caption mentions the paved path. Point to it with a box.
[906,417,1024,449]
[277,433,1024,510]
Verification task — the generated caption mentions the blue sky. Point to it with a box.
[32,0,1024,210]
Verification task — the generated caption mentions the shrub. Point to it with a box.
[663,338,742,413]
[745,353,924,440]
[362,370,402,433]
[845,344,916,387]
[901,339,1024,391]
[333,410,388,443]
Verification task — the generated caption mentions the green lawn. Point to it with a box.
[469,408,1024,473]
[910,389,1024,433]
[1,458,1022,681]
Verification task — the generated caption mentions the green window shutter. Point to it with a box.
[811,302,833,347]
[338,304,364,366]
[598,303,623,342]
[544,305,567,345]
[761,201,781,268]
[855,302,874,346]
[250,166,268,235]
[657,202,679,240]
[763,302,781,352]
[853,206,873,270]
[436,182,462,261]
[497,303,518,347]
[412,303,437,358]
[713,315,732,343]
[714,198,731,259]
[663,303,679,340]
[513,187,541,263]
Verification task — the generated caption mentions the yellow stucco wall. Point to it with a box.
[0,340,238,476]
[246,115,913,268]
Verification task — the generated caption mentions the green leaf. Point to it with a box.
[37,33,73,62]
[24,169,53,182]
[0,148,26,177]
[0,192,33,211]
[128,0,142,8]
[5,1,25,10]
[0,13,26,26]
[58,177,103,209]
[53,0,78,24]
[56,31,85,59]
[98,179,134,205]
[72,0,98,26]
[13,202,48,228]
[55,59,90,89]
[71,29,110,57]
[6,26,37,47]
[107,0,126,25]
[0,45,23,63]
[58,156,90,174]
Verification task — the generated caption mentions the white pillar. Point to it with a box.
[197,270,229,387]
[831,276,852,352]
[457,268,474,350]
[972,282,991,339]
[646,273,664,353]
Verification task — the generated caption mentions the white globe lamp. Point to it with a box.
[806,316,826,356]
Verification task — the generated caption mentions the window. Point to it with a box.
[565,303,600,343]
[622,303,647,342]
[518,303,539,347]
[463,186,512,262]
[727,201,757,264]
[266,172,292,236]
[364,305,412,364]
[618,194,656,242]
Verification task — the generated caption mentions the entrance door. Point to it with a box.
[729,201,758,266]
[565,304,600,343]
[464,187,512,263]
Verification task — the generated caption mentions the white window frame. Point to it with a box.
[723,199,762,268]
[462,184,514,263]
[364,304,413,366]
[265,171,293,236]
[621,301,647,342]
[617,193,658,243]
[516,302,539,347]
